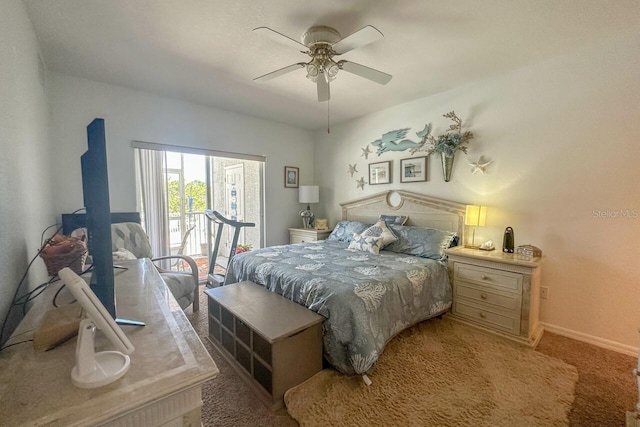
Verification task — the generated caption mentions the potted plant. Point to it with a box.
[235,244,252,255]
[427,111,474,182]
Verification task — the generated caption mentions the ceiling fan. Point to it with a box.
[253,25,392,102]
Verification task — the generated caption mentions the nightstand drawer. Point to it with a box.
[289,228,332,244]
[454,282,521,311]
[454,263,522,293]
[453,299,520,335]
[290,233,317,244]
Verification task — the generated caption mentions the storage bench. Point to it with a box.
[205,281,324,410]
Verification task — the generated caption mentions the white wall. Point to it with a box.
[314,34,640,350]
[48,73,315,246]
[0,0,55,342]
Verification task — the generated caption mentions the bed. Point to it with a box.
[225,190,466,375]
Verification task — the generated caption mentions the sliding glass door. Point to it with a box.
[135,145,264,281]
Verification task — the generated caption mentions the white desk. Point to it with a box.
[0,258,218,426]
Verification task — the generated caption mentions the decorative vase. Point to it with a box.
[441,153,455,182]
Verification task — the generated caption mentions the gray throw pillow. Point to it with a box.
[379,214,409,226]
[385,225,457,260]
[326,221,372,244]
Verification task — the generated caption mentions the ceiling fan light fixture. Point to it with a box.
[306,62,319,81]
[305,58,339,83]
[325,60,339,81]
[254,24,392,101]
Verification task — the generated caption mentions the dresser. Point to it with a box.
[0,259,218,426]
[288,227,332,244]
[444,246,544,347]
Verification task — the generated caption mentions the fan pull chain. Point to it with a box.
[327,99,331,134]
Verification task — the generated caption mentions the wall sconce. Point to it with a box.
[465,205,487,249]
[299,185,319,229]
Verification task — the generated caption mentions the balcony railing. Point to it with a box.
[169,211,209,258]
[168,211,241,283]
[168,212,210,283]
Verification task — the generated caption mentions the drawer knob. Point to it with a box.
[479,312,486,319]
[481,275,491,281]
[480,293,488,300]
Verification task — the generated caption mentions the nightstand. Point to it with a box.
[444,246,544,347]
[288,228,332,244]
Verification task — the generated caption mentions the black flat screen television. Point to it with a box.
[81,118,116,318]
[80,119,143,326]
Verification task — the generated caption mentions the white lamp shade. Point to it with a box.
[465,205,487,227]
[299,186,319,204]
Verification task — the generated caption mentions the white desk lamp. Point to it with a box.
[299,185,319,229]
[464,205,487,249]
[59,268,135,389]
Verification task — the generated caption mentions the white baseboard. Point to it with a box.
[541,322,638,357]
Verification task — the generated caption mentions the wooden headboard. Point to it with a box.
[340,190,466,244]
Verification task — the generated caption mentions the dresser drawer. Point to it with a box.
[453,299,520,335]
[454,282,521,312]
[454,263,522,293]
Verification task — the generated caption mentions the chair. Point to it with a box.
[172,224,196,271]
[204,210,255,288]
[110,222,200,311]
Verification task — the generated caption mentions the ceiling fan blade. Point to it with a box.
[254,63,306,82]
[317,74,330,102]
[253,26,308,51]
[338,60,392,85]
[332,25,384,55]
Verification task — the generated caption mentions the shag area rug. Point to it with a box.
[284,317,578,426]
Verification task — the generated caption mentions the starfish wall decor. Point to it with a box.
[356,177,366,190]
[469,156,493,175]
[361,146,372,159]
[347,164,358,177]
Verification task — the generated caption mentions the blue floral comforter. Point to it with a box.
[225,240,452,375]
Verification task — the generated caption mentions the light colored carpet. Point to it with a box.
[284,317,578,427]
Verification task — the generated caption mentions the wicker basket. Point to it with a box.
[40,238,88,276]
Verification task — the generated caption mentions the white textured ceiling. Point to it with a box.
[24,0,638,131]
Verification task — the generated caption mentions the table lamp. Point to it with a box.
[465,205,487,249]
[299,185,319,229]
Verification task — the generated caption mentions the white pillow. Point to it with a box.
[361,220,398,248]
[70,227,87,240]
[112,247,138,262]
[348,233,384,254]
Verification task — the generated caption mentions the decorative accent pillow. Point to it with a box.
[326,221,371,244]
[347,233,384,254]
[70,227,87,240]
[385,225,458,260]
[379,215,409,226]
[112,247,138,262]
[361,220,398,248]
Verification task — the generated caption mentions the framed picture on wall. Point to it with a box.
[400,156,427,183]
[284,166,299,188]
[369,161,391,185]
